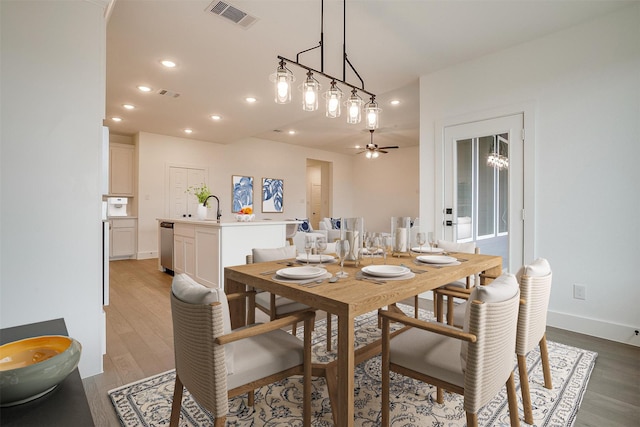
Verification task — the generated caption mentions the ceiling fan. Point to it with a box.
[356,130,399,158]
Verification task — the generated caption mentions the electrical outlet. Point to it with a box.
[573,284,586,300]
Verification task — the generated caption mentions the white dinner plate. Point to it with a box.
[361,265,410,277]
[296,254,335,263]
[416,255,457,264]
[411,246,444,254]
[276,266,326,280]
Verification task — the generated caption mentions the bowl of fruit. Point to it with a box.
[235,207,255,222]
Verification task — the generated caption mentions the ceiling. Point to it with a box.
[106,0,631,154]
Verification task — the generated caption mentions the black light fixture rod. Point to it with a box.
[277,55,375,98]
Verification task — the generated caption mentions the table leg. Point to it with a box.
[225,277,247,329]
[337,314,355,427]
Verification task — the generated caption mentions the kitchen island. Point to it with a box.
[157,218,299,288]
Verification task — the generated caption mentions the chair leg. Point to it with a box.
[436,386,443,404]
[506,372,520,427]
[248,390,255,406]
[466,412,478,427]
[436,292,444,323]
[214,416,226,427]
[414,295,419,318]
[517,354,534,424]
[539,335,553,389]
[446,296,454,325]
[170,374,184,427]
[303,315,312,427]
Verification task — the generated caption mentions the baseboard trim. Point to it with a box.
[547,310,640,347]
[417,294,640,347]
[136,251,158,260]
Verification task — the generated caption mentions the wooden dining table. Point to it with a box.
[224,252,502,427]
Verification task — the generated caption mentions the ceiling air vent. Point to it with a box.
[157,89,180,98]
[206,1,258,29]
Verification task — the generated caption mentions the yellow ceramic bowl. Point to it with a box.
[0,335,82,407]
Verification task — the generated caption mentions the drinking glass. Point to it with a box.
[335,239,350,277]
[304,235,315,265]
[365,233,379,264]
[383,235,393,264]
[316,235,327,261]
[428,231,436,252]
[416,232,426,256]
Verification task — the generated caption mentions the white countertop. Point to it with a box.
[157,218,299,227]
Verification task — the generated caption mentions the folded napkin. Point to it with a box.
[359,271,416,281]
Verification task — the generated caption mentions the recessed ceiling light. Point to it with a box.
[111,117,122,122]
[184,129,193,134]
[122,104,135,110]
[160,60,176,68]
[245,97,257,103]
[288,130,296,135]
[354,145,361,149]
[137,85,152,92]
[390,100,400,105]
[210,115,221,121]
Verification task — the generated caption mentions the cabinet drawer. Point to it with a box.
[111,218,137,228]
[174,223,195,238]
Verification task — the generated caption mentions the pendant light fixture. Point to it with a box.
[271,59,294,104]
[302,71,320,111]
[325,80,343,118]
[346,89,363,124]
[272,0,379,127]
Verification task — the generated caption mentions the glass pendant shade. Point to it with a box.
[346,89,363,124]
[274,66,293,104]
[364,98,380,129]
[325,81,342,118]
[302,72,320,111]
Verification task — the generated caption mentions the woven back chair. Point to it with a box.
[380,274,521,427]
[442,257,554,424]
[169,274,313,427]
[515,258,553,424]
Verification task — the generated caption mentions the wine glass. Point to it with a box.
[304,235,315,265]
[428,231,436,253]
[383,235,393,264]
[365,233,378,264]
[416,232,426,256]
[315,235,328,261]
[335,239,350,277]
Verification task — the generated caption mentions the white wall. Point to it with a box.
[352,146,420,233]
[419,5,640,345]
[0,1,107,376]
[135,133,360,257]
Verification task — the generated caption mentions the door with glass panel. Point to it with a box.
[440,114,523,272]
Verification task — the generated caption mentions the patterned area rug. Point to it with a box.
[109,305,597,426]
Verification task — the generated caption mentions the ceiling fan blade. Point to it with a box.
[355,150,366,155]
[378,146,399,150]
[379,150,389,154]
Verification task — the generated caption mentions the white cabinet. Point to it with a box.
[195,226,220,287]
[173,223,219,285]
[174,223,195,276]
[110,143,135,196]
[110,218,137,259]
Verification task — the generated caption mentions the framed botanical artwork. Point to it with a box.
[261,177,284,213]
[231,175,253,213]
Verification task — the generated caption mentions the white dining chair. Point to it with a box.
[169,273,314,427]
[380,274,521,427]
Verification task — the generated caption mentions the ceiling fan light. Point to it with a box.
[365,151,372,159]
[324,81,343,118]
[346,89,363,124]
[301,71,320,111]
[372,151,379,159]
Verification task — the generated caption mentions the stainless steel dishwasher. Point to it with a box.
[160,222,174,274]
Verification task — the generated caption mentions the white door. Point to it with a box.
[169,166,206,218]
[439,114,524,272]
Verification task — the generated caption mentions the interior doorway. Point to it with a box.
[306,159,332,229]
[438,114,524,272]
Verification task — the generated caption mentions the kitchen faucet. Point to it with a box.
[204,195,221,221]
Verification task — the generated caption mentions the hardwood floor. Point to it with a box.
[83,258,640,426]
